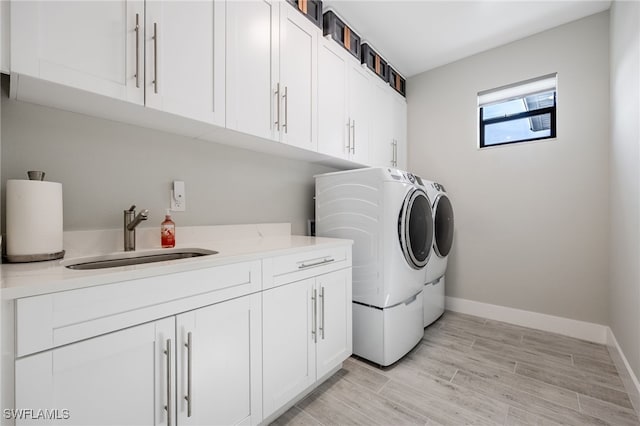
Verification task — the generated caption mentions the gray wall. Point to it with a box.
[609,1,640,379]
[407,12,610,324]
[1,92,336,235]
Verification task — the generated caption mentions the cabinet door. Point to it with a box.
[145,0,225,125]
[317,38,348,159]
[348,63,372,164]
[15,317,175,426]
[316,269,353,378]
[369,79,395,168]
[393,94,408,170]
[279,2,318,151]
[176,294,262,426]
[10,0,143,104]
[263,279,316,419]
[226,0,279,141]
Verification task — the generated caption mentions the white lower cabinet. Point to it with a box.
[176,294,262,426]
[15,295,262,426]
[315,270,352,378]
[262,268,352,419]
[262,278,315,418]
[11,246,351,426]
[15,317,175,426]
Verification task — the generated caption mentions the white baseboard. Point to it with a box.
[445,296,608,344]
[606,327,640,416]
[444,296,640,418]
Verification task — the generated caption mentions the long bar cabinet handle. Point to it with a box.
[184,332,192,417]
[164,339,172,426]
[153,23,159,94]
[134,14,140,88]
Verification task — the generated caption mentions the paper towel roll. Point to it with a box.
[6,179,63,259]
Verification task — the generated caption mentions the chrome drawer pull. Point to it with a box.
[298,257,335,269]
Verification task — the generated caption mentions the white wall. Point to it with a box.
[609,0,640,379]
[0,92,336,235]
[408,12,610,324]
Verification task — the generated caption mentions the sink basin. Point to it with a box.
[62,248,218,270]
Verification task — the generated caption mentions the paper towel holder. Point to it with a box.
[3,172,66,263]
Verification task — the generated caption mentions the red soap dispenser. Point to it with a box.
[161,209,176,248]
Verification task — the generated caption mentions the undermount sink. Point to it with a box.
[62,248,218,270]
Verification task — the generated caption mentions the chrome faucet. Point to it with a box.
[124,205,149,251]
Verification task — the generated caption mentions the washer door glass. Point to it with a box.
[400,189,433,269]
[434,194,454,257]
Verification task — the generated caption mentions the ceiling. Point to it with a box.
[322,1,611,77]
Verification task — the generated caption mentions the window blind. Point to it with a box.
[478,73,557,107]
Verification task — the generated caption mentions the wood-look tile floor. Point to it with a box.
[271,311,640,426]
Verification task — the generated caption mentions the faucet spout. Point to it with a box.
[126,209,149,231]
[124,206,149,251]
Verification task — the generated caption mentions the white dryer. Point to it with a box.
[315,167,433,366]
[423,180,454,327]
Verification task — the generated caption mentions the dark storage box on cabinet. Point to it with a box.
[388,66,406,97]
[361,43,389,83]
[286,0,323,28]
[323,11,361,60]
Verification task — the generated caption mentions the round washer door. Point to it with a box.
[433,194,454,257]
[399,188,433,269]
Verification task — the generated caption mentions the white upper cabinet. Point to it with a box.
[392,93,408,170]
[369,77,395,168]
[8,0,405,168]
[1,1,9,73]
[145,0,225,126]
[317,38,370,164]
[11,0,144,104]
[347,62,372,165]
[317,38,349,159]
[11,0,224,125]
[226,0,279,140]
[226,1,318,149]
[278,2,318,151]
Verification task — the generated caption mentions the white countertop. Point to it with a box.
[1,225,352,300]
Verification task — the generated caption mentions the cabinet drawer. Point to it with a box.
[16,260,261,357]
[263,245,351,289]
[274,246,347,276]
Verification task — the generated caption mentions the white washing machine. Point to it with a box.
[423,180,454,327]
[315,167,433,366]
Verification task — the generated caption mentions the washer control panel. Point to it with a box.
[433,182,446,192]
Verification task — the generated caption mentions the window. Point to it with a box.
[478,74,557,148]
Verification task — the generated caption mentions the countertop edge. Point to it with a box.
[1,237,353,300]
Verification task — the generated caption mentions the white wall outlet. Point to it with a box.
[170,181,186,211]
